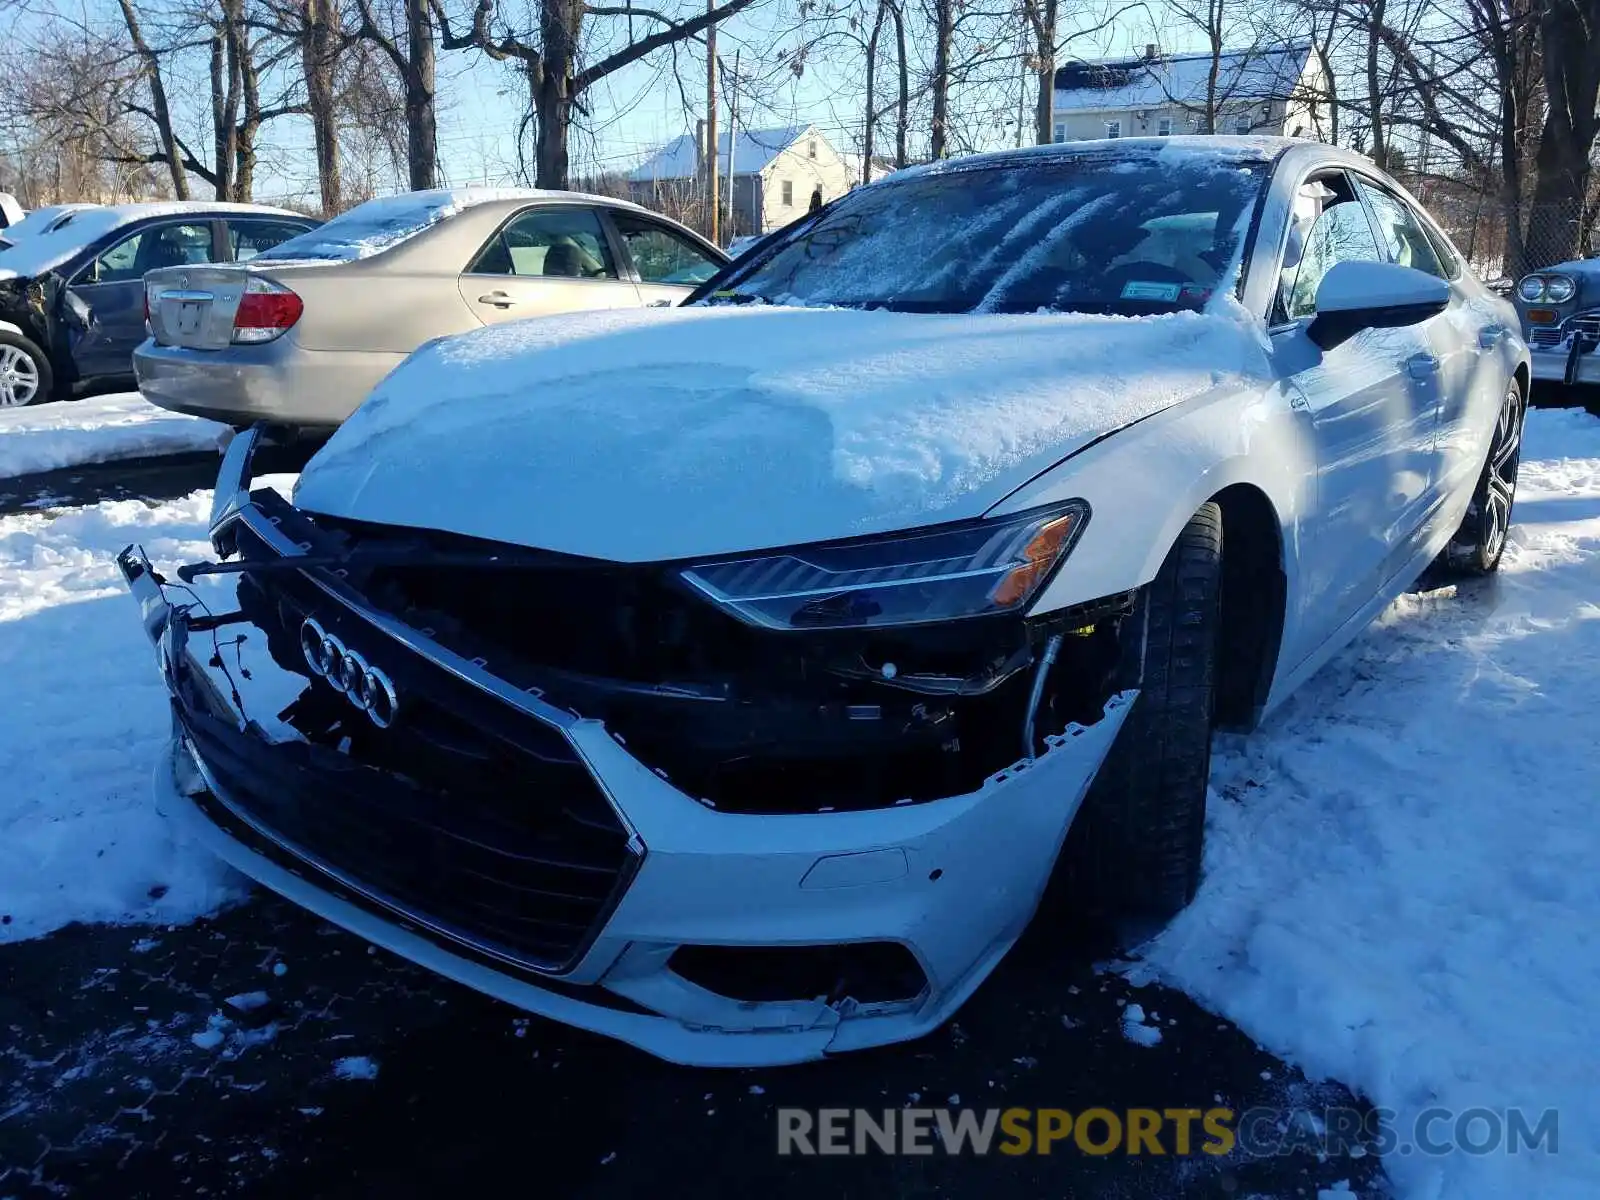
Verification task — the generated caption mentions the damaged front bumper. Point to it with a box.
[117,432,1132,1067]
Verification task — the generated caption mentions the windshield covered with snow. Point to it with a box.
[704,148,1268,315]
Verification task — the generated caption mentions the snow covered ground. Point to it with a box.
[1,404,1597,1200]
[0,391,227,478]
[1139,406,1600,1200]
[0,476,291,941]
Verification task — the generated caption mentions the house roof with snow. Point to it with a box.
[1053,43,1313,112]
[627,125,811,183]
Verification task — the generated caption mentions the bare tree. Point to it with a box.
[441,0,759,189]
[1525,0,1600,265]
[356,0,439,188]
[117,0,191,197]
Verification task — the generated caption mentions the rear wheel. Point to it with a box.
[1063,502,1223,925]
[0,331,51,407]
[1445,379,1523,576]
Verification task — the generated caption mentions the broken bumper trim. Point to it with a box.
[118,497,1133,1067]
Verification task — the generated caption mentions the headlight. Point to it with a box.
[1545,274,1576,303]
[679,501,1090,630]
[1518,276,1547,302]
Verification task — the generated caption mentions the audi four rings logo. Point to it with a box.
[299,617,400,728]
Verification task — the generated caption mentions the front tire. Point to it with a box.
[0,331,52,407]
[1445,379,1524,575]
[1065,502,1223,924]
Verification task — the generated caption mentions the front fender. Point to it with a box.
[992,381,1311,626]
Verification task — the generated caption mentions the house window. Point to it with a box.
[781,179,793,206]
[1157,117,1173,136]
[1105,120,1121,139]
[808,140,817,159]
[1053,123,1066,143]
[1234,116,1251,135]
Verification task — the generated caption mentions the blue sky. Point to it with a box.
[4,0,1175,204]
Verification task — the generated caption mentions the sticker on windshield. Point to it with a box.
[1120,280,1183,302]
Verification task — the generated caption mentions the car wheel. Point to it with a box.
[0,331,52,407]
[1062,502,1222,926]
[1445,379,1524,576]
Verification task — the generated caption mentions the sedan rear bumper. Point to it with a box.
[117,502,1132,1065]
[133,336,405,429]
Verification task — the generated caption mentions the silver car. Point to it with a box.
[134,188,728,431]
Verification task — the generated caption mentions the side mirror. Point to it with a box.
[1308,259,1451,350]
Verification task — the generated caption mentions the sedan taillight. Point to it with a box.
[232,276,303,344]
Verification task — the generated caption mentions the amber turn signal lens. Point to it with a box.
[990,513,1080,608]
[1527,308,1559,325]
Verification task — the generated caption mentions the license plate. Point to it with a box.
[176,301,204,334]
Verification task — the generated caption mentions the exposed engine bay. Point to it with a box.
[208,490,1137,815]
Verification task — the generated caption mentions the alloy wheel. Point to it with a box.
[1482,383,1523,563]
[0,344,41,407]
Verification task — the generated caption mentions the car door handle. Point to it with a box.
[477,292,517,308]
[1407,354,1440,380]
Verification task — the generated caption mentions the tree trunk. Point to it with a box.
[930,0,953,158]
[892,1,908,166]
[1365,0,1386,164]
[1523,0,1600,268]
[234,22,260,200]
[303,0,342,214]
[864,2,883,185]
[1032,0,1057,145]
[1204,0,1222,134]
[531,0,582,188]
[117,0,190,199]
[404,0,437,190]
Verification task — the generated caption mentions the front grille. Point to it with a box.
[1570,311,1600,347]
[184,513,639,974]
[1533,309,1600,350]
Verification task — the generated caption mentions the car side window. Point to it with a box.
[611,212,721,286]
[89,222,215,284]
[468,207,617,280]
[231,220,314,262]
[1355,178,1447,279]
[1279,198,1384,321]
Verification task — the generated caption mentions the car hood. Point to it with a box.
[293,305,1270,562]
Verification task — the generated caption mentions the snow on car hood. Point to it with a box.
[293,305,1270,562]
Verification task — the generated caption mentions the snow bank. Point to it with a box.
[0,493,244,938]
[0,476,293,940]
[0,391,227,478]
[1136,407,1600,1200]
[297,305,1270,561]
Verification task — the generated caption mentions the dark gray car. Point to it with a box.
[0,202,317,407]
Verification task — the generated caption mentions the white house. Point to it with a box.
[627,124,856,240]
[1051,42,1327,144]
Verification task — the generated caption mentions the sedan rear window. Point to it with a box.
[706,147,1268,316]
[260,193,463,262]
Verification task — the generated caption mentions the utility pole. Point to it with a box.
[705,0,719,245]
[725,49,740,239]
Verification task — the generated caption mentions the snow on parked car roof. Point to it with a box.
[0,203,103,244]
[0,200,303,281]
[295,302,1273,562]
[253,187,627,263]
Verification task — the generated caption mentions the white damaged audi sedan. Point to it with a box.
[117,137,1528,1066]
